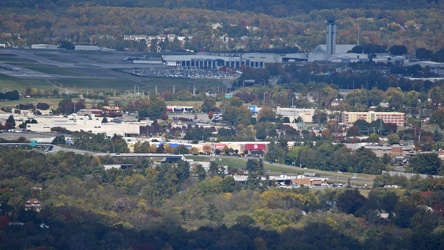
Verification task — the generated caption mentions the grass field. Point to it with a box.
[0,74,223,94]
[0,75,52,92]
[188,155,376,186]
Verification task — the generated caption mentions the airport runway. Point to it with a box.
[0,48,167,84]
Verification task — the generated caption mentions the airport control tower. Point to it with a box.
[326,19,336,59]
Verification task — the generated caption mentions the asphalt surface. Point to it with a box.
[0,48,168,85]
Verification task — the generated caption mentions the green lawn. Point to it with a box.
[0,73,223,93]
[0,75,52,92]
[0,97,64,109]
[187,155,376,186]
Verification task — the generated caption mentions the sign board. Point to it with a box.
[225,93,233,99]
[30,140,38,147]
[245,143,267,151]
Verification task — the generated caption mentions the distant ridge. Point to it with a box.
[1,0,442,17]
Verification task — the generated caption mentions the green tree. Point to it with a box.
[388,45,407,55]
[410,153,443,175]
[385,87,404,110]
[222,106,251,126]
[52,135,66,145]
[176,160,190,183]
[194,164,206,181]
[387,133,400,145]
[246,159,265,190]
[265,139,287,164]
[257,106,276,122]
[416,48,433,60]
[430,108,444,129]
[337,189,367,215]
[368,132,380,143]
[354,147,385,174]
[139,99,167,119]
[111,134,130,153]
[201,96,217,113]
[6,115,16,128]
[209,161,219,178]
[220,176,236,192]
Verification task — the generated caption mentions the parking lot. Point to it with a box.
[125,67,239,80]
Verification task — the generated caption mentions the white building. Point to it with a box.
[275,107,316,123]
[26,114,144,136]
[31,44,58,50]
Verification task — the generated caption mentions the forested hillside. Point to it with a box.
[1,148,444,249]
[1,5,443,53]
[1,0,442,16]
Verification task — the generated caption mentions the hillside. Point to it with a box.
[1,0,442,16]
[0,1,443,53]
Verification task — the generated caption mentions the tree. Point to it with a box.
[346,125,360,137]
[58,40,75,50]
[368,132,380,143]
[265,139,287,164]
[52,135,66,145]
[337,189,367,215]
[432,48,444,62]
[246,159,265,189]
[220,176,236,192]
[193,164,206,181]
[111,134,130,153]
[6,115,16,128]
[410,153,443,175]
[139,99,167,119]
[36,103,50,110]
[209,161,219,178]
[257,106,276,122]
[389,45,407,56]
[416,48,433,60]
[430,108,444,129]
[176,160,190,183]
[222,106,251,126]
[387,133,400,145]
[354,147,385,174]
[385,87,404,110]
[201,97,217,113]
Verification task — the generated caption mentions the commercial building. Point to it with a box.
[276,107,315,123]
[161,52,264,69]
[342,111,405,127]
[160,52,311,69]
[31,44,58,50]
[26,114,144,137]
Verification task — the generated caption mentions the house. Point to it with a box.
[25,198,42,212]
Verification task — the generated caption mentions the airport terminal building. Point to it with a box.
[161,52,300,69]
